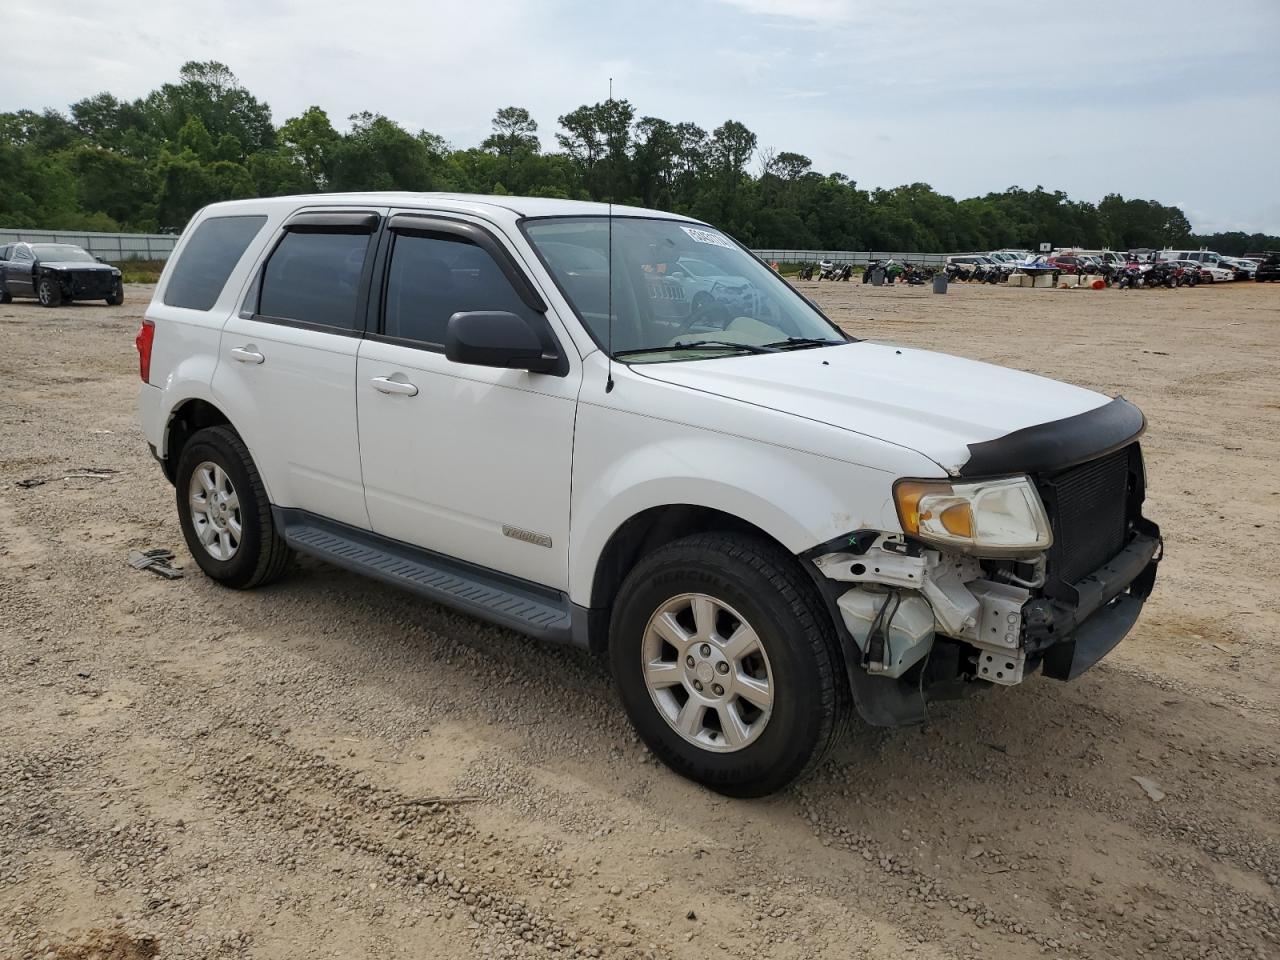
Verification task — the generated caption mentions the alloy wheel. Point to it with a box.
[188,460,242,561]
[640,592,774,752]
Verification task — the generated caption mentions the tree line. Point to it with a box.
[2,61,1275,257]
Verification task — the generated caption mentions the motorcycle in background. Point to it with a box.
[1115,263,1143,289]
[1145,261,1181,289]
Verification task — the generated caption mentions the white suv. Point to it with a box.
[136,193,1162,796]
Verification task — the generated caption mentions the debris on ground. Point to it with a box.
[16,467,120,488]
[65,467,120,480]
[1132,775,1167,802]
[128,548,184,579]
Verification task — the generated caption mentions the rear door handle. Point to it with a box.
[230,346,265,364]
[370,376,418,397]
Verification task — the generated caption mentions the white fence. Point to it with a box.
[0,228,178,262]
[753,249,950,266]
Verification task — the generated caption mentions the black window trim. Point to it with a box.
[364,213,568,377]
[385,214,547,313]
[246,210,382,337]
[284,211,381,234]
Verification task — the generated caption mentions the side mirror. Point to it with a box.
[445,311,560,374]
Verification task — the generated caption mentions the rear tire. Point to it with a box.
[0,284,11,304]
[37,277,62,307]
[175,425,294,589]
[609,532,849,797]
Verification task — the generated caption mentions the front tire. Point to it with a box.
[175,425,294,589]
[609,532,849,797]
[37,277,63,307]
[0,284,11,304]
[105,279,124,306]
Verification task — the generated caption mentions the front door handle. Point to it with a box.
[230,346,265,364]
[370,376,418,397]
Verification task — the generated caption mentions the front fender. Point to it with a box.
[568,411,911,606]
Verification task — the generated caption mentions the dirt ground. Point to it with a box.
[1,279,1277,960]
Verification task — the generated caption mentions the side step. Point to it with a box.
[273,508,575,644]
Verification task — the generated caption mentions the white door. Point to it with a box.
[213,212,382,529]
[356,214,580,589]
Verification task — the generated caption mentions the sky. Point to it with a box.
[4,0,1279,234]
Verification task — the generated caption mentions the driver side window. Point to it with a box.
[381,231,539,349]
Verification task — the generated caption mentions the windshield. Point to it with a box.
[31,244,97,263]
[524,217,845,362]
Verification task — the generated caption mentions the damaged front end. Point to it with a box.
[809,398,1162,727]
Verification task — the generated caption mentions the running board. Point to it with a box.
[273,508,575,645]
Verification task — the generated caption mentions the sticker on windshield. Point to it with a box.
[680,226,735,249]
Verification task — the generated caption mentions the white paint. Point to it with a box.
[139,192,1121,612]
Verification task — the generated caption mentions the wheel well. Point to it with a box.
[586,505,795,652]
[163,399,231,484]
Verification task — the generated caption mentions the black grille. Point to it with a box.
[1041,445,1134,585]
[70,271,113,297]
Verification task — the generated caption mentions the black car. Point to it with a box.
[1255,251,1280,282]
[0,242,124,307]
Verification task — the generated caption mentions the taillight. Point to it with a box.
[135,318,155,383]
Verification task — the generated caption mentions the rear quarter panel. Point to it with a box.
[143,204,292,493]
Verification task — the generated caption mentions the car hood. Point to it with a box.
[631,341,1112,474]
[39,261,116,272]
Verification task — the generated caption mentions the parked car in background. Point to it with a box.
[1163,249,1232,272]
[1047,254,1103,275]
[0,242,125,306]
[987,251,1028,265]
[666,256,758,314]
[1254,251,1280,282]
[1220,257,1256,280]
[135,192,1162,796]
[1190,261,1236,283]
[947,254,1011,279]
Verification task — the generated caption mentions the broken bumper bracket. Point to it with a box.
[1025,528,1162,681]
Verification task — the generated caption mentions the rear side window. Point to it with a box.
[383,232,537,346]
[258,231,371,331]
[164,215,267,311]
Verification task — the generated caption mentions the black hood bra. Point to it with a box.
[959,396,1146,478]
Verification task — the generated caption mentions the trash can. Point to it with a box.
[871,267,885,286]
[932,273,948,294]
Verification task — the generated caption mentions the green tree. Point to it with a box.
[279,106,341,190]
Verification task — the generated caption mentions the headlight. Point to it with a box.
[894,475,1052,556]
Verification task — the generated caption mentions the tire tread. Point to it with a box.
[613,531,850,795]
[181,425,293,589]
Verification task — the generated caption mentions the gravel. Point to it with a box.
[1,282,1278,960]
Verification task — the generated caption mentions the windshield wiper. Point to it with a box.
[760,337,846,350]
[613,340,778,358]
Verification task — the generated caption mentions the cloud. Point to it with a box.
[710,0,862,22]
[2,0,1277,232]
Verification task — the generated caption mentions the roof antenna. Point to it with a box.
[605,76,616,394]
